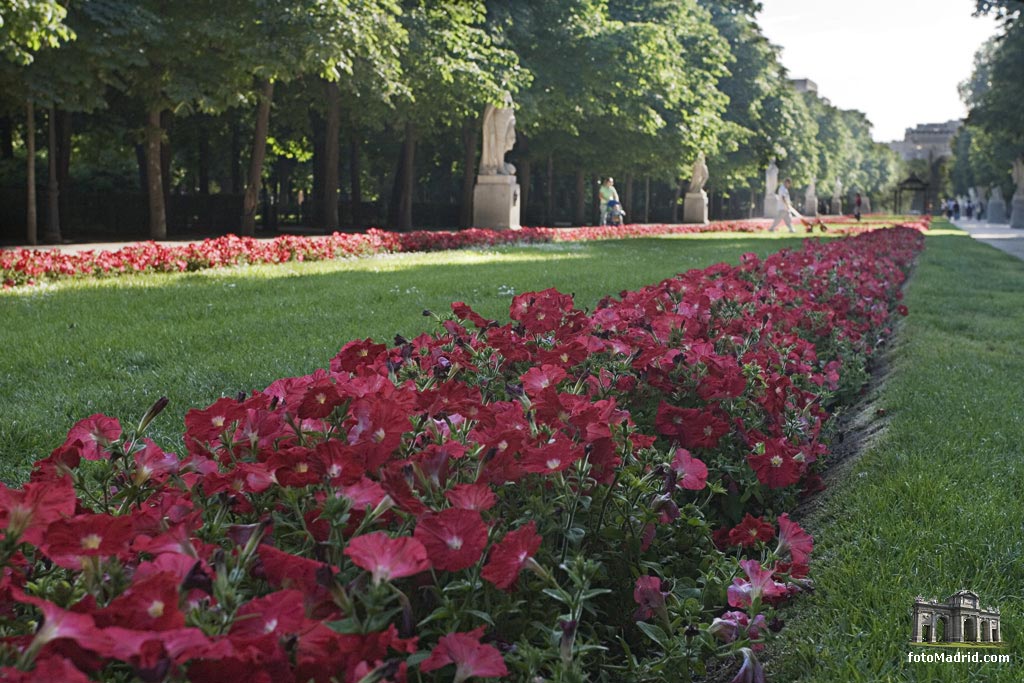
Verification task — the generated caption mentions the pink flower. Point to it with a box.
[62,414,121,460]
[727,559,788,608]
[633,575,669,621]
[445,483,497,511]
[420,628,508,682]
[671,448,708,490]
[776,513,814,567]
[344,532,430,585]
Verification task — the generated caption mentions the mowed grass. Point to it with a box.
[0,231,810,483]
[768,220,1024,681]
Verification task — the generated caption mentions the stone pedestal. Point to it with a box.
[830,197,842,215]
[988,197,1007,224]
[683,190,709,224]
[473,175,521,230]
[1011,195,1024,229]
[803,194,818,217]
[863,196,871,214]
[764,194,779,218]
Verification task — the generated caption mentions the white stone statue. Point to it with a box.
[480,92,517,176]
[808,177,816,196]
[992,185,1004,202]
[833,178,843,200]
[688,152,709,193]
[1013,156,1024,196]
[765,159,779,196]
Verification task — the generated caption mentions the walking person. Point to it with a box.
[769,178,796,233]
[599,177,620,225]
[854,192,862,221]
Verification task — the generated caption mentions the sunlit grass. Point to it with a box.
[1,234,810,482]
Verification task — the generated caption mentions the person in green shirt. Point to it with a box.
[599,177,620,225]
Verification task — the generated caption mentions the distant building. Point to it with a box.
[887,120,962,161]
[789,78,818,94]
[911,590,1001,644]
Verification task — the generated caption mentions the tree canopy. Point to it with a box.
[0,0,907,238]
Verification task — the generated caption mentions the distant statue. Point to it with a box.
[480,92,517,176]
[833,178,843,200]
[1013,156,1024,195]
[688,152,709,193]
[808,177,816,196]
[992,185,1004,202]
[765,159,779,196]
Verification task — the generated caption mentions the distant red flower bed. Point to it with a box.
[0,227,923,681]
[0,216,929,289]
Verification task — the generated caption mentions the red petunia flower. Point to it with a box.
[0,477,76,545]
[420,627,508,682]
[344,532,430,585]
[42,513,136,568]
[727,514,775,548]
[445,483,497,511]
[670,448,708,490]
[520,364,567,397]
[746,441,801,489]
[62,414,122,460]
[413,509,489,572]
[633,575,669,621]
[481,521,542,590]
[297,379,343,419]
[655,404,730,449]
[727,559,788,608]
[776,513,814,567]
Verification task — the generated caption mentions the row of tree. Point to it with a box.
[951,0,1024,200]
[0,0,903,243]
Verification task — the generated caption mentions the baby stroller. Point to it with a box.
[605,199,626,226]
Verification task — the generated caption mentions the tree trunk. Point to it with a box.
[459,115,478,228]
[591,175,601,225]
[623,174,634,217]
[145,107,167,240]
[520,158,531,220]
[545,155,554,225]
[323,79,341,232]
[0,115,13,159]
[136,144,147,194]
[398,121,416,231]
[310,109,325,229]
[230,117,241,194]
[160,110,172,203]
[44,106,61,243]
[56,109,71,234]
[26,100,37,245]
[349,135,362,225]
[644,177,650,223]
[671,178,684,223]
[242,78,273,236]
[574,168,586,226]
[198,121,210,195]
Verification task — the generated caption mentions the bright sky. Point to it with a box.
[757,0,1001,142]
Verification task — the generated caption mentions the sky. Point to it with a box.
[756,0,1001,142]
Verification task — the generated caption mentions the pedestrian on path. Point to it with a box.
[599,178,620,225]
[769,178,796,233]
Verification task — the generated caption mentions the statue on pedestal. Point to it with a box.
[480,92,517,176]
[473,92,521,230]
[765,159,779,197]
[1013,156,1024,198]
[688,152,709,193]
[1011,156,1024,228]
[683,152,710,224]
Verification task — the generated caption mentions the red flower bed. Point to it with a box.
[0,227,922,682]
[0,216,929,288]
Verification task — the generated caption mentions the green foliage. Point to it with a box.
[0,0,72,65]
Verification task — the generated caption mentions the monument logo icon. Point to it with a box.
[911,590,1002,645]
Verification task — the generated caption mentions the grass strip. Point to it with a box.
[767,220,1024,681]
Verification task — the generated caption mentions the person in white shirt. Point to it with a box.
[769,177,796,233]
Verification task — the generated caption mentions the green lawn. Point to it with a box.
[768,220,1024,682]
[0,232,810,483]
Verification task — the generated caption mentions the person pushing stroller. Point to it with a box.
[599,177,622,225]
